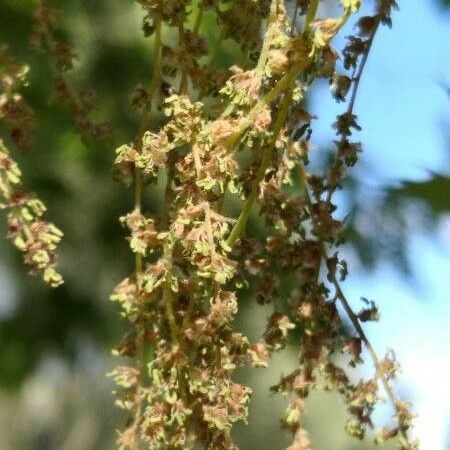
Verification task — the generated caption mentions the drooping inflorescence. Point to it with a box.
[0,46,63,287]
[108,1,418,449]
[0,139,63,287]
[0,0,418,448]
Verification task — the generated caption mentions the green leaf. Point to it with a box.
[386,173,450,215]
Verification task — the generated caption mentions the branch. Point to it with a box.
[326,14,382,204]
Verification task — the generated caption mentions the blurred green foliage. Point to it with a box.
[386,174,450,216]
[0,0,146,388]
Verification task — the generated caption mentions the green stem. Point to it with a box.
[131,13,163,446]
[255,0,279,77]
[303,0,320,35]
[178,23,189,94]
[136,15,162,142]
[193,1,204,34]
[134,169,143,278]
[134,14,162,280]
[207,28,225,68]
[225,89,293,248]
[163,244,179,343]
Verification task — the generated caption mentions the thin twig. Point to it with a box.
[225,87,294,248]
[131,11,163,445]
[326,16,382,204]
[294,8,412,442]
[297,161,411,443]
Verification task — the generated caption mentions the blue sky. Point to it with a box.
[312,0,450,448]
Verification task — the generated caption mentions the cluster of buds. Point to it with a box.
[0,140,63,286]
[0,1,417,447]
[107,0,418,449]
[0,44,63,287]
[0,45,36,152]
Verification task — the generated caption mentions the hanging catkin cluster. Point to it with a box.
[0,46,63,287]
[108,1,417,449]
[0,1,419,449]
